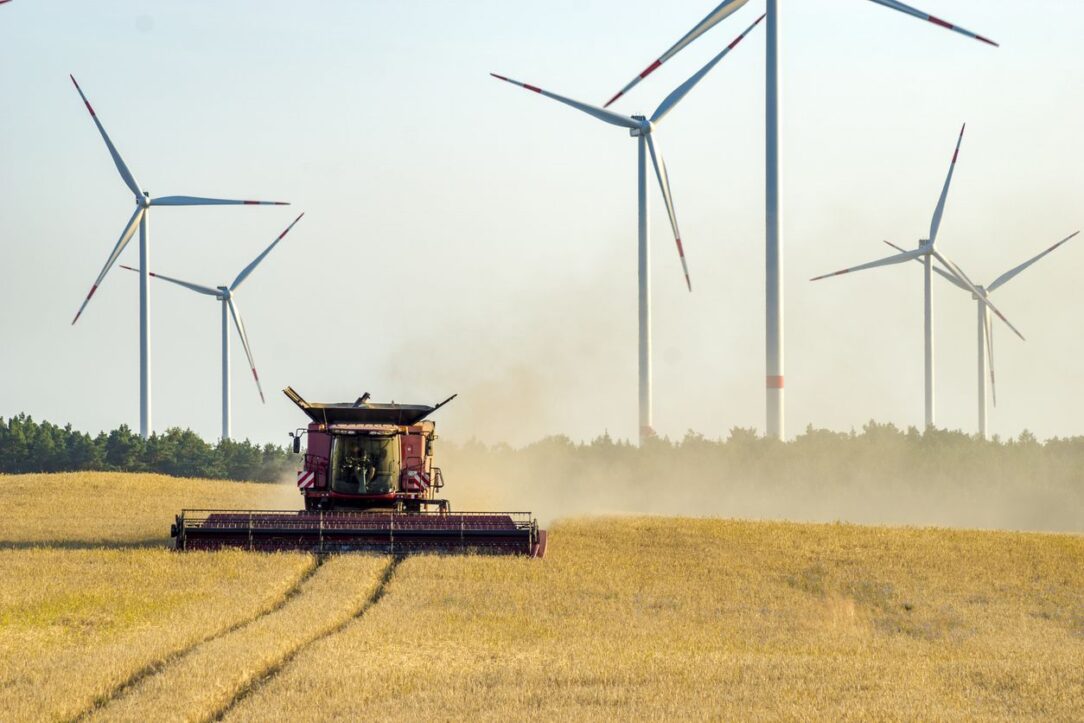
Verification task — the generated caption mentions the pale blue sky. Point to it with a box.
[1,1,1082,445]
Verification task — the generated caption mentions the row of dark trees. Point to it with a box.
[4,413,1082,492]
[0,414,294,482]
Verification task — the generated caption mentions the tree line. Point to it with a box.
[0,414,295,482]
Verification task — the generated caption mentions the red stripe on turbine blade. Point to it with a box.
[927,15,953,30]
[729,16,764,48]
[70,76,96,116]
[767,376,784,389]
[640,59,662,78]
[251,368,259,381]
[87,284,98,300]
[489,73,509,82]
[974,35,998,47]
[603,91,624,108]
[523,84,542,94]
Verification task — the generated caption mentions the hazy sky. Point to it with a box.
[1,1,1082,446]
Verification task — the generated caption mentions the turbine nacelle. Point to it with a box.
[628,116,654,137]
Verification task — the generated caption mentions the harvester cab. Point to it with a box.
[171,387,546,557]
[284,386,452,513]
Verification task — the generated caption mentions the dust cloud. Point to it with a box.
[367,253,1083,535]
[437,431,1084,534]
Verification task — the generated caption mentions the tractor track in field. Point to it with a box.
[208,555,403,722]
[67,554,326,723]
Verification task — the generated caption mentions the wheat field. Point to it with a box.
[1,472,1082,721]
[0,471,298,546]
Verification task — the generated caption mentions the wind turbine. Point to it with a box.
[493,14,764,444]
[603,0,997,440]
[886,231,1079,438]
[69,75,289,438]
[119,213,304,440]
[810,124,1025,429]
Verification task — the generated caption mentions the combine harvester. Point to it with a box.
[171,387,546,557]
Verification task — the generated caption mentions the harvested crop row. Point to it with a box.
[224,518,1084,721]
[0,548,314,722]
[86,554,389,723]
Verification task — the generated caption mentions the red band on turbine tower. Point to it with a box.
[766,376,784,389]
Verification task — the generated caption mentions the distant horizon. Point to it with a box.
[0,409,1074,451]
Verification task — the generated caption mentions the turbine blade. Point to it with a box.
[603,0,751,107]
[72,207,145,325]
[883,240,970,291]
[987,230,1080,292]
[864,0,999,47]
[231,212,305,291]
[929,124,966,245]
[489,74,640,130]
[69,75,143,198]
[810,247,926,281]
[933,250,1025,341]
[227,296,265,404]
[984,307,997,407]
[118,265,220,296]
[645,135,690,291]
[650,13,765,125]
[151,196,289,207]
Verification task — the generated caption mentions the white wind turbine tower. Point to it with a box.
[69,75,289,438]
[810,125,1025,429]
[120,213,305,440]
[603,0,998,440]
[886,231,1079,439]
[493,14,764,444]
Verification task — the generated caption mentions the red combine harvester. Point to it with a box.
[171,387,546,557]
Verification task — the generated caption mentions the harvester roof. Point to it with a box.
[283,386,455,427]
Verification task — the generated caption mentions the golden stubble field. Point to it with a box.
[1,471,1082,721]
